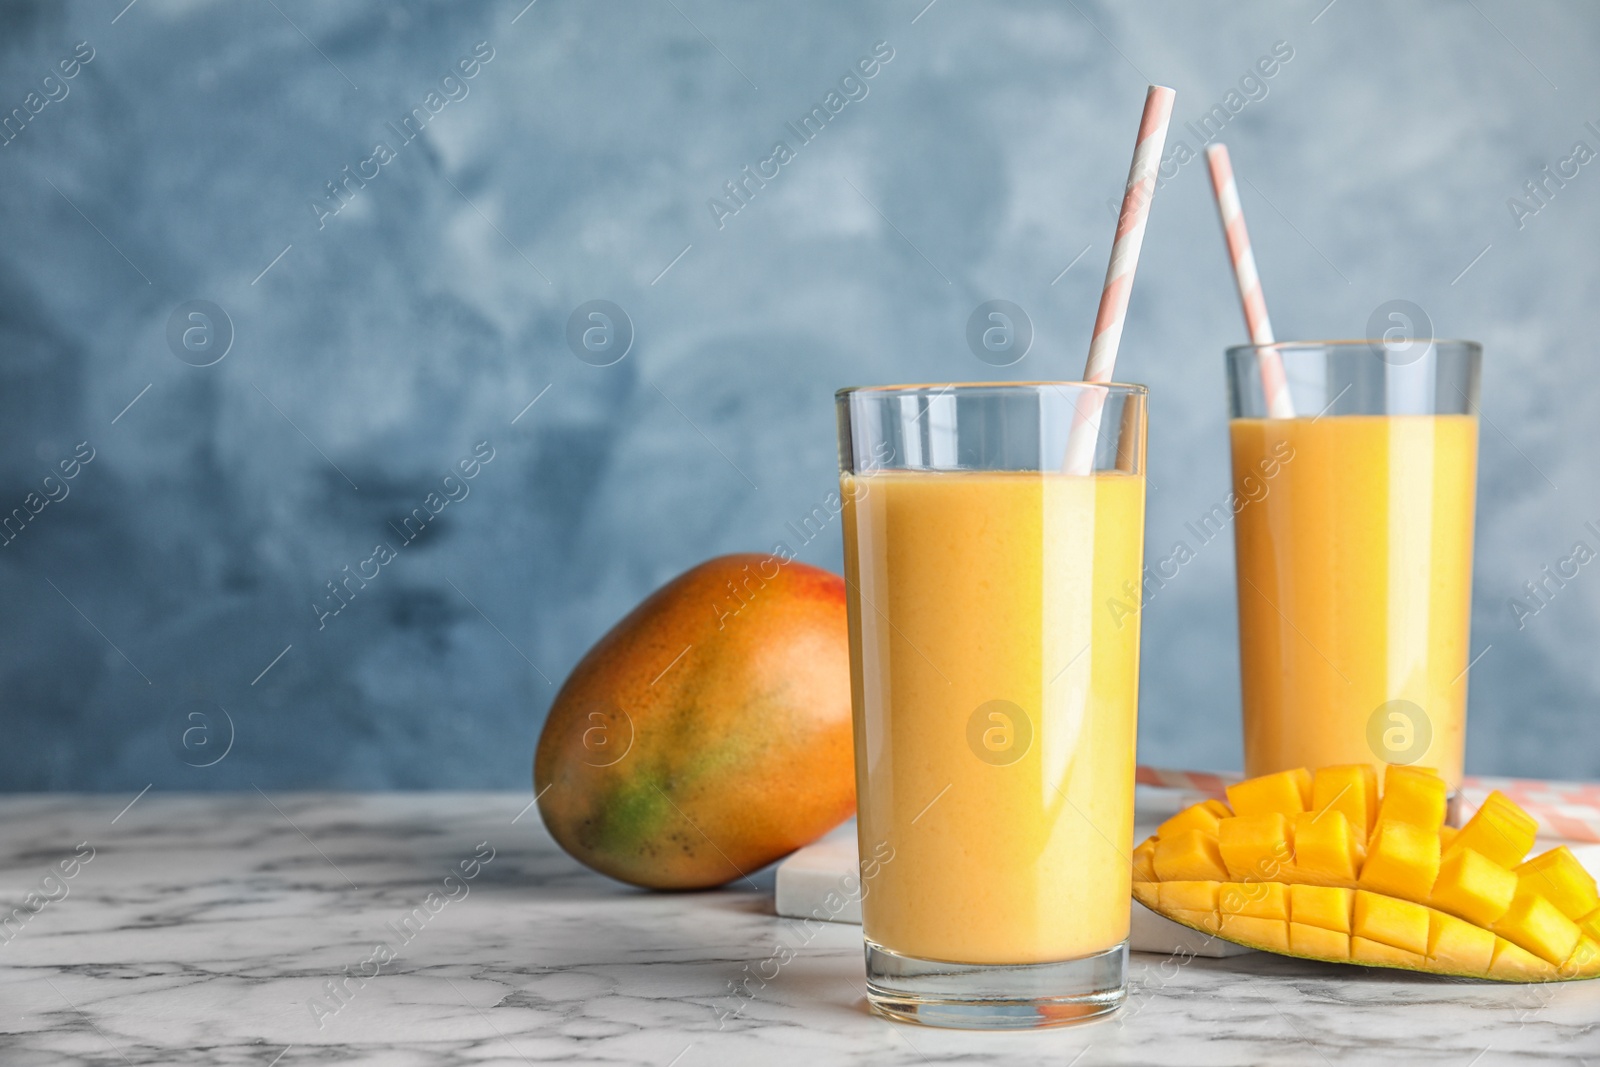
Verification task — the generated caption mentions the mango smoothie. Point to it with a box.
[1230,414,1478,789]
[841,469,1144,965]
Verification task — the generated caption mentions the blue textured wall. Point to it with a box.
[2,1,1597,790]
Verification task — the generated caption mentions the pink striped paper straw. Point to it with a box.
[1063,84,1175,473]
[1204,143,1294,418]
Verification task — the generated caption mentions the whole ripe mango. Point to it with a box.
[535,553,855,889]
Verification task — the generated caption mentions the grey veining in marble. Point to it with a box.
[2,793,1597,1065]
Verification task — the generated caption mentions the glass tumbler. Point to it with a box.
[836,381,1147,1029]
[1227,340,1482,793]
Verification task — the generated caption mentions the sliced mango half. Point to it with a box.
[1132,766,1600,983]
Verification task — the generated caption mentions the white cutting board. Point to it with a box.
[773,787,1253,958]
[773,791,1600,960]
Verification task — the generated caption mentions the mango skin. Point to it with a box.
[535,554,855,889]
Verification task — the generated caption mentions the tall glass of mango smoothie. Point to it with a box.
[836,382,1146,1029]
[1226,340,1482,794]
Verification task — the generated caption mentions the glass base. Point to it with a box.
[863,940,1126,1030]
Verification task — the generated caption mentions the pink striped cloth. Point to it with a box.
[1135,765,1600,844]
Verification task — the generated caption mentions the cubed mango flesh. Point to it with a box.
[1514,847,1600,922]
[1290,884,1353,934]
[1219,880,1288,920]
[1293,810,1361,882]
[1430,846,1517,927]
[1561,937,1600,979]
[1227,769,1312,818]
[1449,791,1538,868]
[1219,914,1290,952]
[1159,880,1220,913]
[1352,936,1427,970]
[1495,888,1583,966]
[1132,839,1157,882]
[1157,799,1232,840]
[1154,829,1229,882]
[1311,764,1378,838]
[1377,766,1448,832]
[1353,890,1431,955]
[1130,765,1599,983]
[1359,821,1440,903]
[1489,938,1550,981]
[1168,907,1223,934]
[1427,912,1496,976]
[1218,814,1294,881]
[1289,922,1350,959]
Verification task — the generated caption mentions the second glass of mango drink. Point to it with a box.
[837,382,1147,1027]
[1203,143,1482,797]
[1227,340,1482,794]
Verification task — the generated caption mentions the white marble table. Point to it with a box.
[2,792,1597,1065]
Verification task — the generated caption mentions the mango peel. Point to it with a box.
[1132,765,1600,982]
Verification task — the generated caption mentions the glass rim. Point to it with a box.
[835,380,1148,400]
[1226,339,1481,358]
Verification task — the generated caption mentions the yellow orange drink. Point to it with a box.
[1226,342,1483,793]
[836,381,1147,1027]
[842,469,1144,963]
